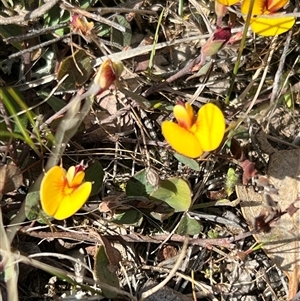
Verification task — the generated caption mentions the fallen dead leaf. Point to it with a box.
[237,131,300,299]
[0,164,23,199]
[81,91,133,143]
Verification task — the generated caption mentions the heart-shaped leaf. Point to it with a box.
[150,177,191,212]
[177,214,203,235]
[57,49,93,90]
[94,245,120,298]
[84,160,104,196]
[126,169,156,197]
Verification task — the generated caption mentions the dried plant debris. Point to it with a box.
[237,131,300,298]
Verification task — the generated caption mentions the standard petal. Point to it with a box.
[54,182,92,220]
[40,166,67,217]
[216,0,240,6]
[194,103,225,152]
[241,0,266,17]
[93,59,123,94]
[71,14,94,38]
[162,121,203,158]
[267,0,288,12]
[173,103,194,129]
[248,15,295,36]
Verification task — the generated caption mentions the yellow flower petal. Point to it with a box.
[66,165,85,187]
[162,121,203,158]
[249,15,295,36]
[216,0,240,6]
[71,171,85,187]
[66,166,75,186]
[194,103,225,152]
[241,0,266,16]
[53,182,92,220]
[40,166,67,217]
[241,0,295,36]
[40,165,92,220]
[173,102,195,129]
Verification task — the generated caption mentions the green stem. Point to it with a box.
[225,0,254,105]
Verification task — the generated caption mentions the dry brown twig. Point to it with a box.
[139,236,189,301]
[0,0,60,25]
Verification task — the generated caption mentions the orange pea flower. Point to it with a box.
[71,14,94,42]
[93,59,124,95]
[161,102,225,158]
[241,0,295,36]
[40,164,92,220]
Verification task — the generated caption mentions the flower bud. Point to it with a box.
[93,59,124,95]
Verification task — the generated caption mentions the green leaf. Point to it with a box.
[111,15,132,48]
[94,246,119,298]
[44,5,69,36]
[112,209,142,225]
[0,87,40,155]
[84,161,104,196]
[150,177,191,212]
[174,153,200,171]
[148,8,164,70]
[226,168,238,196]
[0,87,28,134]
[0,129,24,141]
[282,91,293,108]
[25,191,55,224]
[0,24,23,50]
[24,191,41,221]
[207,229,219,239]
[177,214,203,235]
[78,0,97,9]
[57,49,93,90]
[97,24,111,37]
[9,86,43,147]
[37,91,67,112]
[126,169,155,197]
[202,40,225,57]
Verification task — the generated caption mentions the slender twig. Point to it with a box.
[0,0,60,25]
[8,34,70,59]
[21,228,254,248]
[87,7,157,15]
[60,2,125,32]
[269,29,293,104]
[5,22,69,43]
[140,236,189,301]
[0,210,18,301]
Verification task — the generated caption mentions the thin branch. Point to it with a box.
[0,0,61,25]
[8,34,70,59]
